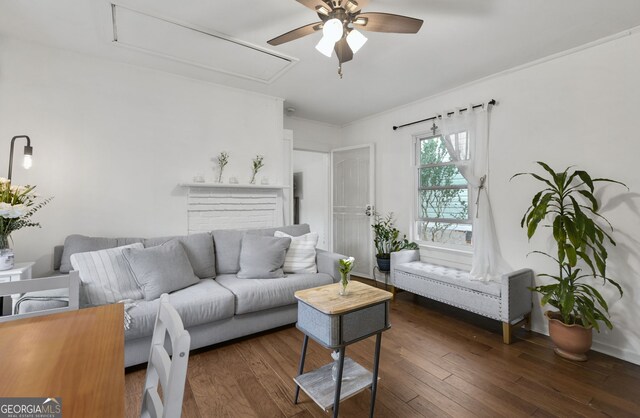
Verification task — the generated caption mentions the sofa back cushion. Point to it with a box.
[123,240,200,301]
[237,235,291,279]
[143,232,216,279]
[60,235,143,273]
[70,243,144,306]
[212,224,311,275]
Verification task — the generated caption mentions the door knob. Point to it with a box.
[365,205,374,216]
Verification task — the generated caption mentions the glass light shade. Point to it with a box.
[322,18,343,42]
[347,29,367,54]
[315,36,335,57]
[23,154,32,170]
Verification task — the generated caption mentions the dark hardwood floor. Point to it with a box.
[124,284,640,417]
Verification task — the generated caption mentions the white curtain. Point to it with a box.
[439,105,510,281]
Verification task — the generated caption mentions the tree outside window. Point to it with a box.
[416,133,471,247]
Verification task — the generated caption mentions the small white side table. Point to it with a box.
[0,262,35,316]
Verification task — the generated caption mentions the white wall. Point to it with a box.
[293,150,330,250]
[284,116,342,152]
[0,37,284,276]
[341,31,640,364]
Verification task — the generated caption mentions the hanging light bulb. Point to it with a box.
[346,28,367,54]
[23,144,33,169]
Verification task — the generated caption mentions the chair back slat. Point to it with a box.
[141,388,162,418]
[149,345,171,391]
[0,271,80,322]
[140,294,190,418]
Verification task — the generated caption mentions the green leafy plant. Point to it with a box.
[372,212,419,259]
[216,151,229,183]
[250,155,265,184]
[338,256,355,291]
[0,178,52,248]
[512,162,627,331]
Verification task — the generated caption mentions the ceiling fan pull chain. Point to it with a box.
[338,63,343,79]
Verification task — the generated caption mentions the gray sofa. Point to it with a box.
[18,224,345,367]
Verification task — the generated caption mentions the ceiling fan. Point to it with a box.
[267,0,423,77]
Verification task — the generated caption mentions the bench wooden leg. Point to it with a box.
[502,322,513,344]
[389,285,397,300]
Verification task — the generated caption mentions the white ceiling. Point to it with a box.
[1,0,640,125]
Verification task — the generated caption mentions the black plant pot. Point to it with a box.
[376,256,391,272]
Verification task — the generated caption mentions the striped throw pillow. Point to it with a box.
[274,231,318,274]
[70,243,144,306]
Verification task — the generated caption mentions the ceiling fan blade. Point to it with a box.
[354,12,424,33]
[334,37,353,63]
[339,0,369,13]
[267,22,323,46]
[296,0,332,13]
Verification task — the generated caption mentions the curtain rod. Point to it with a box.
[392,99,496,131]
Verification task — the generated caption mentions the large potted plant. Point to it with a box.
[372,213,418,272]
[512,162,626,361]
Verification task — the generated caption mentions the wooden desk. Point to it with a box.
[0,304,125,418]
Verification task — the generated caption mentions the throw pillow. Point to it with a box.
[123,240,200,301]
[274,231,318,274]
[143,232,216,279]
[237,235,291,279]
[70,243,145,307]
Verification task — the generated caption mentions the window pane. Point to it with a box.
[418,189,469,220]
[419,136,451,165]
[416,221,472,246]
[419,165,467,188]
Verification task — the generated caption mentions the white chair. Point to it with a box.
[141,294,191,418]
[0,270,80,322]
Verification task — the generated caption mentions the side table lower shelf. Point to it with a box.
[293,357,378,411]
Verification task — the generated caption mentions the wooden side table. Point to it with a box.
[293,281,392,418]
[0,262,35,316]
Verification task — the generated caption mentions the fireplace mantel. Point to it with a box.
[179,183,289,190]
[179,183,289,233]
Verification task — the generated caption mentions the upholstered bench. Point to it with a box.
[390,250,533,344]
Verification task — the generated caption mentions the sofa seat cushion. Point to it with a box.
[125,279,235,340]
[395,262,501,297]
[216,273,333,315]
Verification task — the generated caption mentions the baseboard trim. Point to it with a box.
[531,325,640,366]
[591,340,640,366]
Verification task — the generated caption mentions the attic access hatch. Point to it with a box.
[110,4,298,84]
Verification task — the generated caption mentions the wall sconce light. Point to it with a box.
[8,135,33,182]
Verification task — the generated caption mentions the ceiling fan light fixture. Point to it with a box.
[315,5,330,16]
[315,36,335,57]
[322,18,344,42]
[344,1,359,13]
[353,17,367,26]
[346,28,367,53]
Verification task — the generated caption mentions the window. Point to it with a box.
[415,131,472,249]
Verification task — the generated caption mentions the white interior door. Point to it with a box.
[331,144,375,278]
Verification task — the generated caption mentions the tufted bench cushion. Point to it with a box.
[391,250,533,344]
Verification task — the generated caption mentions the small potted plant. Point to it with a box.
[372,213,418,272]
[250,155,265,184]
[512,162,627,361]
[215,151,229,183]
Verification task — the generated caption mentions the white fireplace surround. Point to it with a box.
[179,183,290,233]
